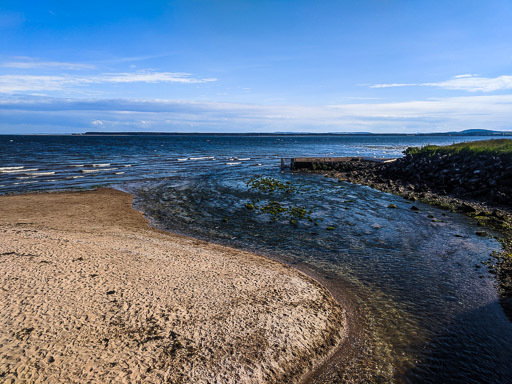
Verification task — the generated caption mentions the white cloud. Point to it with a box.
[369,83,416,89]
[98,72,217,84]
[0,71,217,93]
[2,60,96,70]
[453,74,477,79]
[0,75,77,92]
[1,94,511,133]
[370,74,512,92]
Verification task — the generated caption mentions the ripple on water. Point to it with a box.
[130,170,512,383]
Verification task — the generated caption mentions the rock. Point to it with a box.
[460,204,476,213]
[387,204,397,209]
[411,206,419,211]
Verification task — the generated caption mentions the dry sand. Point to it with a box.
[0,188,345,383]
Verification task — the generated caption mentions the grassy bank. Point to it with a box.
[406,138,512,156]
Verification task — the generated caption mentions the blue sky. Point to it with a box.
[1,0,512,133]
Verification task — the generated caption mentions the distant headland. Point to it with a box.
[79,129,512,137]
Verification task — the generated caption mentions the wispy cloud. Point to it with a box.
[370,74,512,92]
[0,11,25,29]
[2,60,96,70]
[0,71,217,93]
[98,72,217,84]
[1,94,511,133]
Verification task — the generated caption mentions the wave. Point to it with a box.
[69,164,85,167]
[24,172,55,176]
[0,166,24,171]
[124,165,132,167]
[189,156,215,160]
[81,168,118,173]
[238,158,250,161]
[226,162,241,165]
[0,168,38,173]
[92,163,110,167]
[67,176,85,179]
[177,158,188,162]
[115,172,125,175]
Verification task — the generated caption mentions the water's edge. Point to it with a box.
[121,187,351,383]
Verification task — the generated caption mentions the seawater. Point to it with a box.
[1,134,511,382]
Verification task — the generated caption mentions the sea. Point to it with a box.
[1,134,511,383]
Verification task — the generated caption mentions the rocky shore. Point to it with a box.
[304,145,512,319]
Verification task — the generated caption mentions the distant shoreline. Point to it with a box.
[78,129,512,137]
[1,130,512,137]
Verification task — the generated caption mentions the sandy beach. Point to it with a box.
[0,188,345,383]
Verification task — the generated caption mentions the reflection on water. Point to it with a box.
[132,168,512,383]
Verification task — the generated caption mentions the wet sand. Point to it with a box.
[0,188,345,383]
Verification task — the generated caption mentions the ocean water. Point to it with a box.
[1,134,512,382]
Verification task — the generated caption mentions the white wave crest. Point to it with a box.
[0,168,38,173]
[189,156,215,160]
[24,172,55,176]
[81,168,117,173]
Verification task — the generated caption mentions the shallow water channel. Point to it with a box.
[132,167,512,383]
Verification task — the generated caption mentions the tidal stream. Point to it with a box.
[132,168,512,383]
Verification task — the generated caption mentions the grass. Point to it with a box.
[405,139,512,157]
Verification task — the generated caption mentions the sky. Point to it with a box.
[1,0,512,134]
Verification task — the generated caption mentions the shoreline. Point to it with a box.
[0,188,346,383]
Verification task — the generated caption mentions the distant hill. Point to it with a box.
[82,129,512,136]
[439,129,512,136]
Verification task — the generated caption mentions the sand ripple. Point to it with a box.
[0,189,345,384]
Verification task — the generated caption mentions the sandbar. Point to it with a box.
[0,188,345,383]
